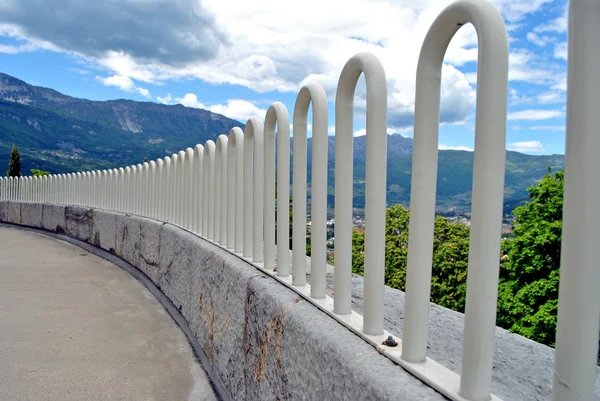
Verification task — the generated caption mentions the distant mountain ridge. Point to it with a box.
[0,72,565,214]
[0,72,241,173]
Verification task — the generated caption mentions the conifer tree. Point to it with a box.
[7,144,21,177]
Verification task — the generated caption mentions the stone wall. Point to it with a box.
[3,201,599,401]
[0,201,444,401]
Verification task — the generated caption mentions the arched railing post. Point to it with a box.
[215,135,229,244]
[176,151,185,225]
[400,1,508,400]
[136,163,143,215]
[292,82,328,292]
[184,148,194,229]
[228,128,244,252]
[264,104,290,274]
[202,141,216,238]
[156,159,165,220]
[148,162,156,218]
[243,118,264,260]
[334,53,387,337]
[552,1,600,400]
[164,156,173,222]
[192,145,204,234]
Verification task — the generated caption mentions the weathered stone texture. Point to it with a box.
[138,217,163,282]
[0,201,7,222]
[20,202,43,228]
[116,214,142,268]
[64,206,93,241]
[42,203,66,233]
[91,209,118,253]
[7,201,21,224]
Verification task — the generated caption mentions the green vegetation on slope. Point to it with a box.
[349,169,565,347]
[0,73,242,174]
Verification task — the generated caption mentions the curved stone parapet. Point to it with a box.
[2,201,600,401]
[0,201,445,401]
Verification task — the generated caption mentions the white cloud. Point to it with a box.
[554,42,567,61]
[1,0,562,129]
[507,109,564,121]
[526,32,550,47]
[175,93,204,108]
[206,99,267,122]
[156,93,173,104]
[0,41,37,54]
[534,10,568,34]
[96,74,151,98]
[529,125,564,131]
[173,94,266,123]
[438,144,473,151]
[536,91,563,104]
[507,140,546,153]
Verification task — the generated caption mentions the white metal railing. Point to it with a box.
[0,0,596,400]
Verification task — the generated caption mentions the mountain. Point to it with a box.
[0,73,242,173]
[304,134,564,216]
[0,72,565,215]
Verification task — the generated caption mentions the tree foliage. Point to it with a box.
[31,169,50,177]
[7,143,21,177]
[351,204,471,312]
[349,170,564,347]
[497,170,564,346]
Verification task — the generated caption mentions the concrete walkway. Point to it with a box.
[0,227,217,401]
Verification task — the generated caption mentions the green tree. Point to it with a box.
[497,170,564,346]
[31,169,50,177]
[7,144,21,177]
[351,204,471,312]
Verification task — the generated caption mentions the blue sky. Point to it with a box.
[0,0,568,154]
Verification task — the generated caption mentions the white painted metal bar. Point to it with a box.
[243,121,258,258]
[334,53,387,338]
[215,135,228,244]
[400,2,508,400]
[264,103,290,275]
[177,151,185,225]
[148,162,155,218]
[202,141,215,238]
[246,118,264,262]
[157,159,165,220]
[136,163,143,214]
[552,1,600,400]
[124,167,131,213]
[292,82,328,291]
[193,145,203,234]
[185,148,194,229]
[162,157,171,221]
[228,128,244,252]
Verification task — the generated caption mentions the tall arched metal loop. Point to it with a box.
[243,117,264,262]
[552,1,600,400]
[264,102,290,276]
[400,1,508,400]
[192,144,204,234]
[185,148,194,230]
[148,162,156,218]
[162,157,171,222]
[215,135,229,245]
[227,127,244,253]
[334,52,387,337]
[176,151,185,225]
[292,82,329,295]
[156,159,165,220]
[202,141,216,239]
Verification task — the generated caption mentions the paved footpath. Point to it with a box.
[0,226,217,401]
